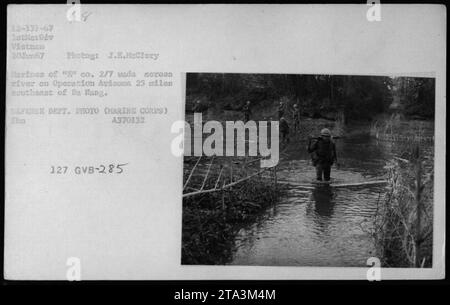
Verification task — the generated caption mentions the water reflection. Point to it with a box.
[229,129,434,267]
[310,186,335,233]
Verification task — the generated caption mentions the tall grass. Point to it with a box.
[370,114,434,143]
[372,144,433,267]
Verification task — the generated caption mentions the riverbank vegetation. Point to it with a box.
[373,144,433,267]
[184,73,435,267]
[186,73,434,123]
[182,169,281,264]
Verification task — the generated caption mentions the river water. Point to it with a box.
[228,133,433,267]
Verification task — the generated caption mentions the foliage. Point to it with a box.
[392,77,435,119]
[372,145,433,267]
[187,73,434,121]
[181,177,280,265]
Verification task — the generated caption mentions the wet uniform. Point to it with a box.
[307,137,337,181]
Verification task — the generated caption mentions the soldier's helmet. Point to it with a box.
[320,128,331,137]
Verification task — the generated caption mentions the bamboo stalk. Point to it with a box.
[276,181,315,190]
[200,157,215,191]
[183,167,271,198]
[221,181,225,209]
[327,180,389,187]
[214,166,224,189]
[394,156,410,163]
[183,156,202,190]
[414,146,423,267]
[277,179,388,189]
[246,156,264,165]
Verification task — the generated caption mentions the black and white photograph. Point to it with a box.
[182,73,435,267]
[4,3,445,288]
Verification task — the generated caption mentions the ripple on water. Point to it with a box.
[229,136,432,266]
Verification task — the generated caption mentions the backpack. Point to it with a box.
[280,119,289,133]
[309,138,334,165]
[308,139,319,166]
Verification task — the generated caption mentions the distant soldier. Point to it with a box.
[278,101,285,119]
[193,100,202,113]
[292,103,301,132]
[243,100,251,122]
[279,117,290,144]
[307,128,337,182]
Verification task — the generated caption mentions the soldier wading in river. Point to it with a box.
[243,100,251,122]
[292,103,301,132]
[279,117,290,144]
[307,128,337,182]
[277,101,285,119]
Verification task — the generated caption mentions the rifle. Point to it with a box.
[308,136,343,140]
